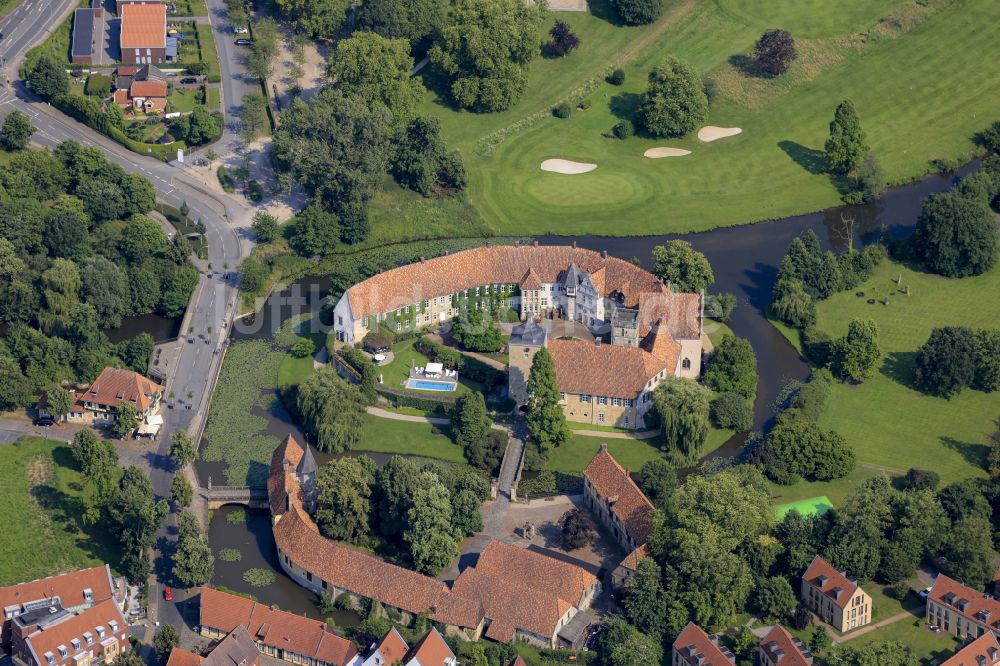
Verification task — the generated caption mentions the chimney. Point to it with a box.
[444,249,449,255]
[601,250,607,258]
[594,339,601,346]
[419,257,425,263]
[572,241,577,248]
[599,443,608,453]
[533,240,539,247]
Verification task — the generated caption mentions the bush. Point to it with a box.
[802,327,833,367]
[518,470,556,497]
[900,468,941,491]
[84,74,113,97]
[187,61,209,75]
[710,392,752,431]
[217,166,236,192]
[548,19,580,57]
[612,121,633,140]
[612,0,662,25]
[553,103,572,119]
[247,179,264,202]
[337,346,379,404]
[703,335,757,400]
[607,68,626,86]
[290,338,315,358]
[785,369,832,423]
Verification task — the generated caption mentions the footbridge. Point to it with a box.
[205,478,269,509]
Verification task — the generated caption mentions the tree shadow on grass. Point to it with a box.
[587,0,627,27]
[778,140,828,175]
[941,436,989,471]
[609,92,641,122]
[879,351,920,390]
[729,53,760,77]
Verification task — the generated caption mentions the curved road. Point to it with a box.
[0,1,257,637]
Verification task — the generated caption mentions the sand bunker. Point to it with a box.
[698,126,743,142]
[540,159,598,174]
[644,147,692,158]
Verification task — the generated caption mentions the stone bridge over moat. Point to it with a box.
[205,479,269,509]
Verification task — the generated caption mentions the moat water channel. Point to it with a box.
[203,162,977,619]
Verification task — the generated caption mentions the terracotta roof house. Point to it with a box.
[330,245,703,430]
[942,632,1000,666]
[671,623,736,665]
[401,628,455,666]
[113,64,168,113]
[508,658,528,666]
[472,541,599,610]
[581,445,655,587]
[0,566,120,651]
[360,627,408,666]
[758,626,812,666]
[199,587,358,666]
[119,2,167,64]
[67,367,164,431]
[800,555,871,632]
[927,574,1000,640]
[11,598,129,666]
[168,625,261,666]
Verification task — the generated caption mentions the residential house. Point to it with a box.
[758,626,813,666]
[581,444,654,588]
[927,574,1000,640]
[116,0,163,14]
[360,627,408,666]
[167,625,261,666]
[0,566,122,651]
[70,6,104,64]
[119,2,167,64]
[671,623,736,665]
[11,598,129,666]
[66,367,164,431]
[361,629,454,666]
[113,64,167,113]
[941,632,1000,666]
[800,555,872,632]
[198,587,359,666]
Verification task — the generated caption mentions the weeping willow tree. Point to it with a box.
[650,377,711,462]
[296,367,365,452]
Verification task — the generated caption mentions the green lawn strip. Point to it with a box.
[767,467,886,508]
[0,437,119,585]
[843,615,959,665]
[547,433,664,475]
[445,0,1000,237]
[194,23,221,82]
[355,414,466,464]
[705,320,736,347]
[811,259,998,484]
[207,86,221,111]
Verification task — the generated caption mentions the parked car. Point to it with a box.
[234,38,252,46]
[163,587,173,601]
[33,416,54,427]
[919,587,932,600]
[234,26,249,34]
[180,77,198,84]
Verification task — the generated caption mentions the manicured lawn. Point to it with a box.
[167,88,200,113]
[544,426,732,475]
[355,414,466,463]
[207,86,221,111]
[804,258,999,484]
[195,23,221,82]
[410,0,1000,238]
[276,332,325,387]
[767,467,887,508]
[0,437,119,585]
[379,338,484,396]
[845,615,958,665]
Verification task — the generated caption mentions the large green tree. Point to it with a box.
[355,0,446,47]
[825,99,868,174]
[830,318,881,382]
[171,472,193,509]
[450,305,504,352]
[295,368,366,452]
[113,401,140,439]
[611,0,661,25]
[451,392,491,451]
[392,116,465,196]
[941,515,997,589]
[638,57,708,138]
[525,347,570,453]
[275,0,349,38]
[429,0,545,113]
[914,190,998,278]
[106,466,168,582]
[27,56,70,100]
[404,472,458,574]
[651,240,714,293]
[172,511,214,586]
[0,110,36,151]
[624,558,668,636]
[328,32,423,123]
[153,625,179,664]
[169,430,198,467]
[703,335,757,400]
[830,641,917,666]
[766,417,855,482]
[914,326,977,397]
[754,576,797,622]
[315,456,375,543]
[80,255,132,328]
[650,377,711,461]
[120,215,168,264]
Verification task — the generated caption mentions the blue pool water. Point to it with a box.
[406,379,458,391]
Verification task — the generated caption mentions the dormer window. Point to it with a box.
[58,645,69,659]
[108,620,119,633]
[45,652,56,665]
[96,626,106,639]
[71,639,81,652]
[83,589,93,602]
[84,633,93,646]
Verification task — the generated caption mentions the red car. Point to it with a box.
[163,587,173,601]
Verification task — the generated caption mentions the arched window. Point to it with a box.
[682,358,691,370]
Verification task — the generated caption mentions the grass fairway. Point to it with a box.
[356,414,465,463]
[804,258,999,484]
[0,437,117,585]
[410,0,1000,238]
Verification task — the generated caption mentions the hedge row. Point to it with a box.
[413,337,504,389]
[375,386,454,417]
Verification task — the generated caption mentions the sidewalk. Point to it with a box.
[366,405,450,425]
[570,428,659,440]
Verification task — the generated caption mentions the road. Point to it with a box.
[0,2,256,638]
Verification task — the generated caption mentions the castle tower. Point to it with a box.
[507,319,547,405]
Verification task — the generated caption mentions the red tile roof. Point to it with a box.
[199,588,357,666]
[344,245,699,338]
[473,541,595,609]
[673,623,735,665]
[801,556,860,610]
[25,599,128,665]
[268,435,306,518]
[929,575,1000,632]
[942,632,1000,666]
[271,509,466,625]
[402,628,454,666]
[547,334,678,398]
[166,648,203,666]
[130,80,166,98]
[759,626,811,666]
[202,625,261,666]
[120,3,165,48]
[0,566,114,611]
[76,367,163,412]
[583,448,655,544]
[369,628,408,665]
[619,545,650,572]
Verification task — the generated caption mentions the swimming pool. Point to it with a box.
[405,379,458,391]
